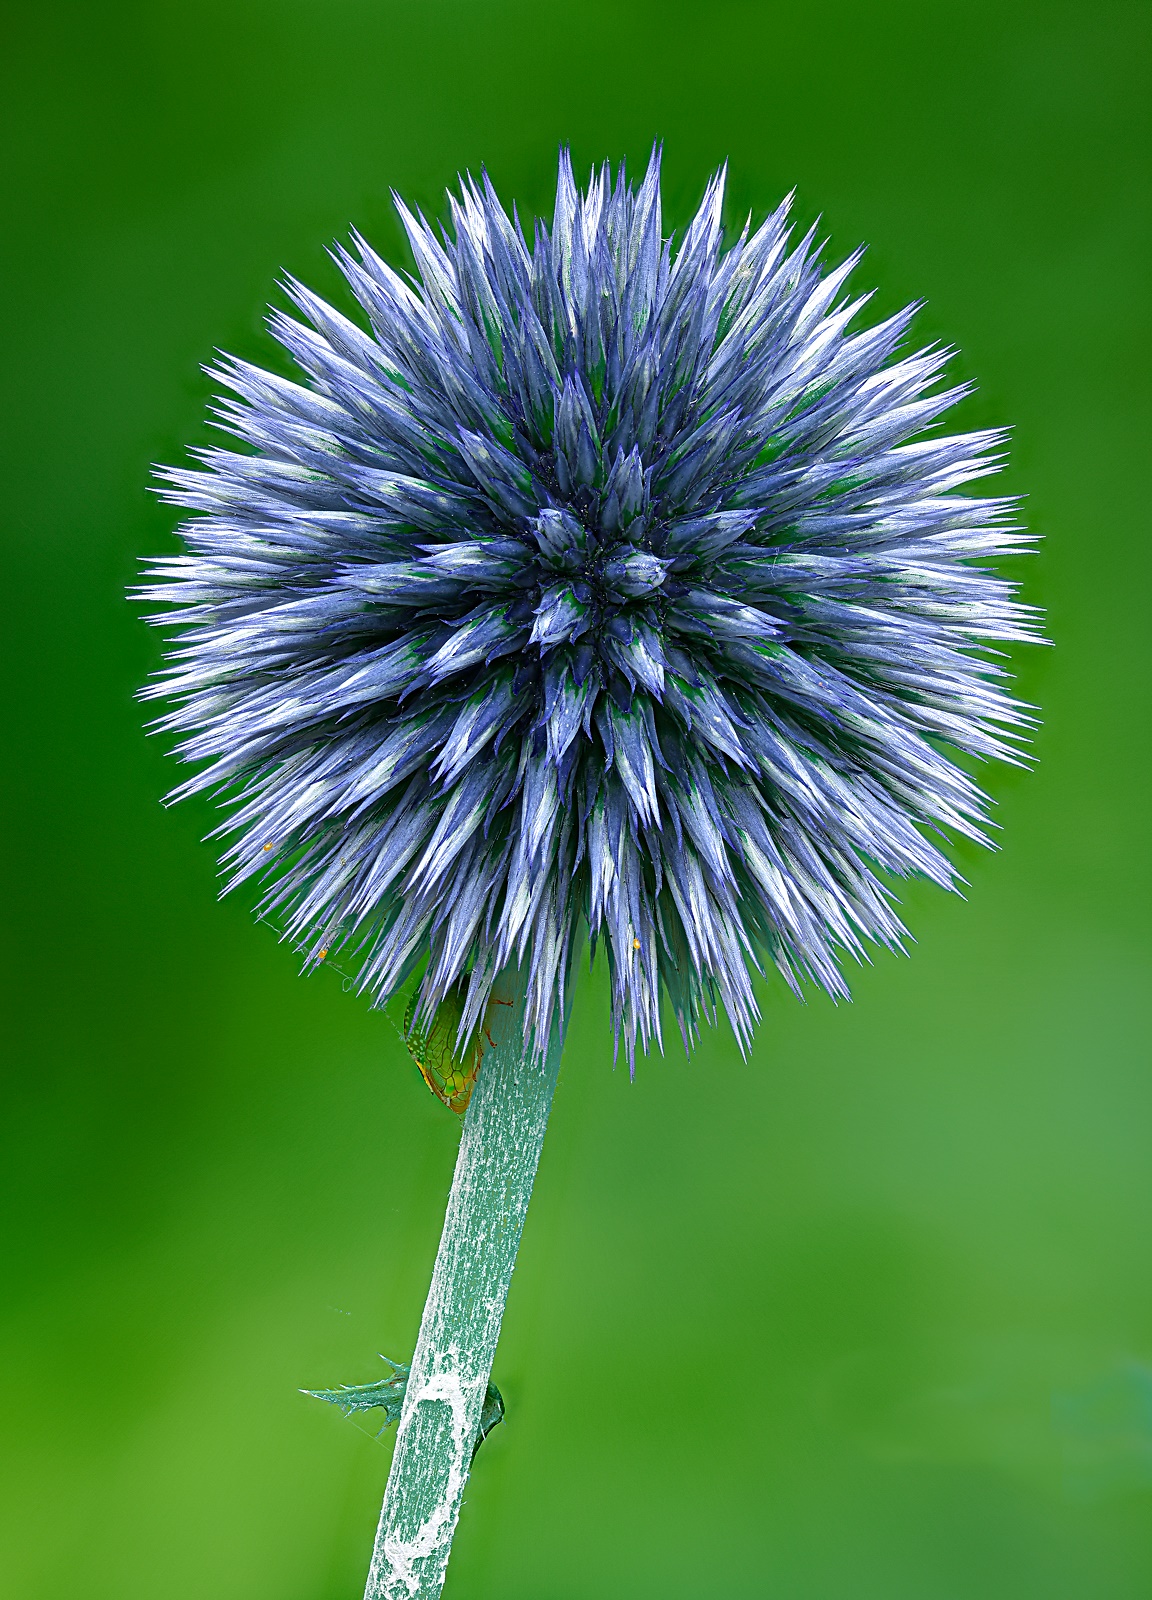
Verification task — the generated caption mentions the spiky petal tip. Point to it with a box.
[139,148,1042,1068]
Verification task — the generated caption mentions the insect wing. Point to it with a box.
[402,988,481,1114]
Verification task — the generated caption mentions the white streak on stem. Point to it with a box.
[363,970,566,1599]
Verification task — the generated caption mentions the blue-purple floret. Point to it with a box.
[140,149,1041,1066]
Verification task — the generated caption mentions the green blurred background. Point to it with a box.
[2,1,1149,1595]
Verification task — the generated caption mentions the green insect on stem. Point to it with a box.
[402,980,512,1114]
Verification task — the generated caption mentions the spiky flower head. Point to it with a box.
[141,149,1040,1067]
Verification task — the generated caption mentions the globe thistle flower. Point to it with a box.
[141,148,1040,1069]
[140,150,1043,1600]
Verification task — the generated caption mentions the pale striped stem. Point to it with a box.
[363,974,565,1599]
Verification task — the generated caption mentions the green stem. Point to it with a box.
[363,973,566,1599]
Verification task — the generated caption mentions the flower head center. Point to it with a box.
[525,505,672,655]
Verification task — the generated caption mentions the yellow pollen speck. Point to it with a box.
[262,843,273,851]
[318,948,328,959]
[633,938,641,950]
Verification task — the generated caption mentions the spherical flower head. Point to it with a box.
[140,148,1041,1068]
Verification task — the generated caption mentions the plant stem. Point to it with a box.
[363,974,566,1600]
